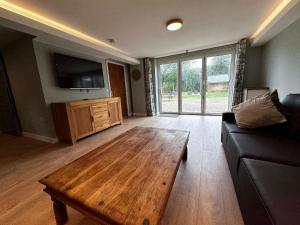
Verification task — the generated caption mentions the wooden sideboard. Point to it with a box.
[51,97,123,144]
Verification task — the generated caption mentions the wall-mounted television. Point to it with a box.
[54,53,105,89]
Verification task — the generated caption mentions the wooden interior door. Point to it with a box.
[108,63,128,116]
[71,105,94,139]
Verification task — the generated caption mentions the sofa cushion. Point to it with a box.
[238,158,300,225]
[270,90,289,116]
[224,132,300,188]
[221,120,263,152]
[223,121,253,134]
[232,93,286,129]
[221,120,289,146]
[229,133,300,167]
[222,121,255,146]
[222,112,236,123]
[222,121,279,135]
[282,94,300,139]
[221,112,253,146]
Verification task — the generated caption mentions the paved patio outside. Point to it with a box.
[161,97,228,113]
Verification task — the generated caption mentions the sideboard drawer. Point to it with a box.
[92,103,108,113]
[93,111,109,122]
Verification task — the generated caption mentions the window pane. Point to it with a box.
[159,63,178,113]
[206,54,232,113]
[181,59,202,113]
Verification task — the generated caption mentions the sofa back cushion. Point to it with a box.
[271,90,289,116]
[282,94,300,139]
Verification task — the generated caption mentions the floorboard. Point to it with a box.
[0,115,244,225]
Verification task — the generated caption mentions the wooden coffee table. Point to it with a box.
[40,127,190,225]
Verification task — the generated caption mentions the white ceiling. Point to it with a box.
[5,0,283,58]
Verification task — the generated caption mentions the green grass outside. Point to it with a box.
[206,92,228,98]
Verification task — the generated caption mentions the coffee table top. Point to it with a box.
[40,126,189,225]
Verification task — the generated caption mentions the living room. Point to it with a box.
[0,0,299,225]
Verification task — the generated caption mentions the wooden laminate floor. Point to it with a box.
[0,116,244,225]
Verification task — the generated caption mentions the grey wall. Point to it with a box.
[129,59,147,115]
[2,36,56,137]
[33,41,110,104]
[1,35,132,139]
[0,61,12,132]
[260,18,300,99]
[244,45,263,87]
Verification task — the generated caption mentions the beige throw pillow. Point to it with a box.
[232,93,287,129]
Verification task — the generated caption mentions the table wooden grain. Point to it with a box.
[40,126,190,225]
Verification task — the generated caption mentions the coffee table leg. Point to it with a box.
[52,198,68,225]
[183,146,188,161]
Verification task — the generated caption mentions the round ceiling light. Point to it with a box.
[166,18,183,31]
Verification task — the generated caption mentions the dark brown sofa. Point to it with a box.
[221,94,300,225]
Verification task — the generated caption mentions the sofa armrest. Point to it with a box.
[222,112,236,123]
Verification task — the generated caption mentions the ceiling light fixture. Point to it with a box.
[166,18,183,31]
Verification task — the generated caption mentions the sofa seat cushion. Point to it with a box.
[223,121,257,134]
[238,158,300,225]
[224,132,300,188]
[230,132,300,167]
[221,121,261,146]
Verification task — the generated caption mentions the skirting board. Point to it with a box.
[132,113,147,116]
[22,132,58,143]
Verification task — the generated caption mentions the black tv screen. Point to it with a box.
[54,53,104,89]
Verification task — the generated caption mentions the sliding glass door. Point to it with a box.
[205,54,233,113]
[159,62,179,113]
[181,58,203,113]
[158,51,234,115]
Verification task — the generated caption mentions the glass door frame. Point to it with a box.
[179,55,204,115]
[157,60,180,114]
[203,49,236,115]
[157,48,236,115]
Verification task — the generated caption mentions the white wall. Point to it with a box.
[129,59,147,115]
[2,36,56,138]
[1,37,133,140]
[244,45,263,88]
[260,19,300,99]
